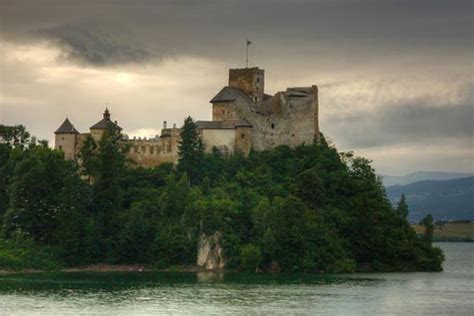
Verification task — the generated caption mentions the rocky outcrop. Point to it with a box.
[197,232,226,270]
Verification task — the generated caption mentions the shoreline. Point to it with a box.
[0,264,213,275]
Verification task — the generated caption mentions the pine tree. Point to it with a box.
[177,116,204,184]
[396,194,409,219]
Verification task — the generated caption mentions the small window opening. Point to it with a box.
[292,133,295,137]
[256,78,260,83]
[241,133,245,139]
[271,123,275,129]
[58,145,63,150]
[222,109,225,114]
[150,147,154,154]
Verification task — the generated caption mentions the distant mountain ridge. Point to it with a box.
[381,171,474,187]
[385,177,474,222]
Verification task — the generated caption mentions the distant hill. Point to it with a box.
[385,177,474,222]
[381,171,474,187]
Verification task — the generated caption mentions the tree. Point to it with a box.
[396,194,409,219]
[422,214,434,244]
[91,124,126,259]
[177,116,204,184]
[77,135,98,182]
[0,125,30,148]
[240,244,262,272]
[294,167,326,210]
[3,146,88,245]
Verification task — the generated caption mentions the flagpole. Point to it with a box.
[246,39,248,68]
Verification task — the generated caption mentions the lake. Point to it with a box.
[0,242,472,315]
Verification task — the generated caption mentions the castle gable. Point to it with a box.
[210,87,252,104]
[55,118,79,134]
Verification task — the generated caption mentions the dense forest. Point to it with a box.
[0,120,444,272]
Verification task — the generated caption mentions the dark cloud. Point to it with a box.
[325,90,474,149]
[1,0,472,64]
[37,25,151,66]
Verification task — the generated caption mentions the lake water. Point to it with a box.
[0,243,472,315]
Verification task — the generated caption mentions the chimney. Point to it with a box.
[163,121,167,129]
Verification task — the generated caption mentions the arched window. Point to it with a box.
[271,123,275,129]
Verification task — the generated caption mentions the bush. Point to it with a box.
[240,244,262,272]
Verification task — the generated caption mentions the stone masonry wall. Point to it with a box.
[228,86,319,151]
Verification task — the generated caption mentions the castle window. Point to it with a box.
[142,146,146,153]
[241,133,245,139]
[150,147,154,154]
[254,97,258,102]
[271,123,275,129]
[292,133,295,137]
[256,78,260,83]
[134,146,138,153]
[59,145,63,150]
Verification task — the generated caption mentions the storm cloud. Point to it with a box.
[324,84,473,148]
[37,25,152,66]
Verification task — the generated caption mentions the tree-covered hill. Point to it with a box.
[386,177,474,221]
[0,122,444,272]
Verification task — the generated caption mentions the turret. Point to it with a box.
[89,108,121,141]
[55,118,79,160]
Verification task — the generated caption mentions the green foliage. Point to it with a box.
[177,116,204,184]
[0,123,444,273]
[240,244,262,272]
[422,214,435,244]
[396,194,409,219]
[0,232,61,271]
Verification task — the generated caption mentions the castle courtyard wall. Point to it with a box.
[201,129,236,155]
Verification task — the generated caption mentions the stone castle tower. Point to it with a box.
[55,66,319,166]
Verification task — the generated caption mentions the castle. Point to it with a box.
[54,67,320,166]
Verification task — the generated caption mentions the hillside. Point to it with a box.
[386,177,474,221]
[382,171,474,187]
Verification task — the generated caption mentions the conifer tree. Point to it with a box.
[396,194,409,219]
[177,116,204,184]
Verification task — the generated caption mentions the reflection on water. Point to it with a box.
[0,243,472,315]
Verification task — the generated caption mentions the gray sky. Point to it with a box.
[0,0,473,175]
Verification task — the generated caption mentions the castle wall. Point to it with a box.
[212,102,241,121]
[234,126,252,156]
[201,129,236,155]
[227,86,319,151]
[126,138,178,167]
[90,129,105,142]
[55,134,77,160]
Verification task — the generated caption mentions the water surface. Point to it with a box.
[0,243,472,315]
